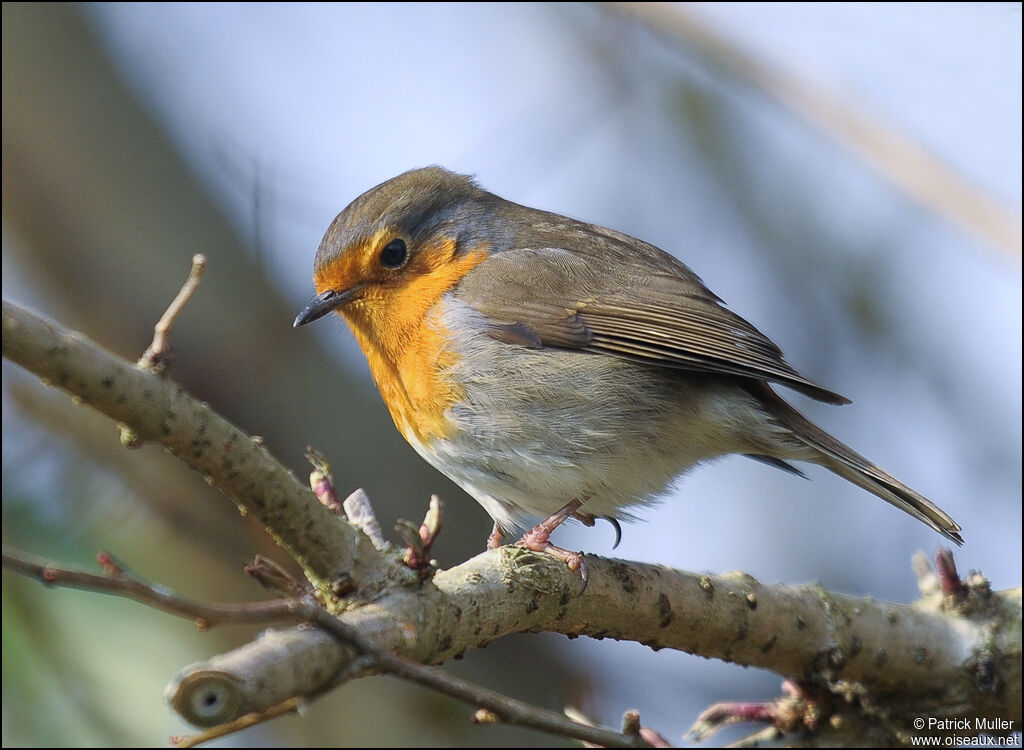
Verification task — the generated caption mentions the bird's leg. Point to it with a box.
[486,522,504,550]
[572,511,597,526]
[516,499,585,572]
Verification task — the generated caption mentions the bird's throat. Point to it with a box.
[340,243,489,444]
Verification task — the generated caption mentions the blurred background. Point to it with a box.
[3,2,1020,746]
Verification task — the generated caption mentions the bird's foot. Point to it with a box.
[486,522,504,551]
[514,499,587,584]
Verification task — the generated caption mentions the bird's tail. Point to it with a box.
[757,385,964,545]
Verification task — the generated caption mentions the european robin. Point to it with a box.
[295,166,963,566]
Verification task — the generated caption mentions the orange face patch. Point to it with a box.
[314,235,488,444]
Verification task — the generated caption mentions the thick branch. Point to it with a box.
[169,548,1021,727]
[1,299,408,596]
[5,298,1020,745]
[2,548,649,748]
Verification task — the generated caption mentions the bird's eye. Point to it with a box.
[380,239,408,268]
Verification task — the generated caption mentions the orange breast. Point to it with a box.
[352,301,462,444]
[321,239,488,445]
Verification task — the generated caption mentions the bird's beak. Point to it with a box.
[293,287,360,327]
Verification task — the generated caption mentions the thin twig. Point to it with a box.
[2,299,404,589]
[291,609,652,748]
[138,253,207,373]
[1,546,304,629]
[171,696,304,748]
[371,650,648,747]
[244,555,311,598]
[3,546,649,748]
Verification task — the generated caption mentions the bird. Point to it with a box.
[294,166,963,567]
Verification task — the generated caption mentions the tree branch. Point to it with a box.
[1,546,304,628]
[1,546,651,748]
[138,253,207,373]
[163,548,1021,730]
[3,296,1020,746]
[1,298,411,598]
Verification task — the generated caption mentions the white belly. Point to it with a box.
[412,296,792,533]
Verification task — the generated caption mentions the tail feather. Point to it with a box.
[756,385,964,545]
[819,451,964,546]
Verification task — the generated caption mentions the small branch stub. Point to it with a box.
[398,495,443,572]
[342,488,388,551]
[306,446,345,516]
[139,253,207,374]
[244,555,310,598]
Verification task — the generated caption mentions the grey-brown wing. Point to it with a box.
[457,243,849,405]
